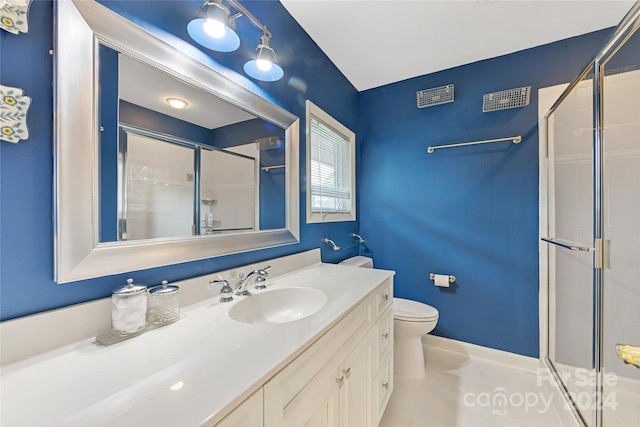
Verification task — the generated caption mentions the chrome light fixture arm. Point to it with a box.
[224,0,271,38]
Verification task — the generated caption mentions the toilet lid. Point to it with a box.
[393,298,439,321]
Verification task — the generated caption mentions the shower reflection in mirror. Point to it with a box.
[97,44,286,243]
[113,126,260,241]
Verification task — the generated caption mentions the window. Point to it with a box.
[306,100,356,223]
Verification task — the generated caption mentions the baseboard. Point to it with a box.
[422,334,540,373]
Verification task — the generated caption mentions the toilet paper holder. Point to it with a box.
[429,273,456,283]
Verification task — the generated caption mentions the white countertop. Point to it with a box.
[0,263,393,426]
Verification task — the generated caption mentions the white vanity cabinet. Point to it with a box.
[212,389,264,427]
[262,277,393,427]
[0,254,396,427]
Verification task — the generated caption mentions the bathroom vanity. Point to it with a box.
[0,250,394,426]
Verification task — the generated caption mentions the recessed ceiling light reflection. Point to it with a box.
[170,381,184,391]
[166,98,188,109]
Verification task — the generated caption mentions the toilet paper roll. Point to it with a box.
[434,274,450,288]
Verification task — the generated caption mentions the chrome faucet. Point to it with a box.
[235,265,271,296]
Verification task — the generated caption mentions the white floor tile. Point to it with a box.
[381,347,566,427]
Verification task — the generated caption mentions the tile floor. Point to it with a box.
[380,346,568,427]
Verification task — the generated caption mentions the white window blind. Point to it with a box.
[309,116,352,214]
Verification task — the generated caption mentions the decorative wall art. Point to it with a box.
[1,85,31,143]
[0,0,32,34]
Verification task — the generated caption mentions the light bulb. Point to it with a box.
[203,19,226,39]
[256,58,273,71]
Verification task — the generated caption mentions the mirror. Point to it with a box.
[54,0,299,283]
[98,45,287,242]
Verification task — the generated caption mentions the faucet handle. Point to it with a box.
[259,265,271,276]
[209,278,234,303]
[208,274,224,285]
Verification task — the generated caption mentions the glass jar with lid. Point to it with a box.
[147,280,180,326]
[111,278,147,335]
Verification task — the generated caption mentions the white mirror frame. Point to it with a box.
[53,0,299,283]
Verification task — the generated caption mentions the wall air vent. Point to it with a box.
[482,86,531,112]
[416,84,454,108]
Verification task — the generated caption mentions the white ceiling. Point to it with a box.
[119,54,256,129]
[280,0,636,91]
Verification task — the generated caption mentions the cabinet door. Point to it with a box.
[214,389,263,427]
[339,336,372,427]
[279,365,340,427]
[264,298,372,420]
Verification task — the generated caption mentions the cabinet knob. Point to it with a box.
[382,382,389,390]
[336,376,345,388]
[342,367,351,379]
[382,332,389,340]
[382,294,389,301]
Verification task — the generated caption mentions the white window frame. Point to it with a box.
[306,100,356,223]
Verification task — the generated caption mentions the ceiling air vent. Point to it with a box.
[416,84,454,109]
[483,86,531,112]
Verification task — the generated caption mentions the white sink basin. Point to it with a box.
[227,287,328,325]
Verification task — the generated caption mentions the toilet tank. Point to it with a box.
[338,256,373,268]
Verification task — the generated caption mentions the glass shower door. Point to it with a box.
[543,5,640,425]
[546,69,598,427]
[600,25,640,426]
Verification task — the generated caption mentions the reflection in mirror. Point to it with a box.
[97,44,286,243]
[120,128,196,241]
[201,146,256,235]
[54,0,299,283]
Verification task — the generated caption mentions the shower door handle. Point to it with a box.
[541,237,593,252]
[616,344,640,369]
[541,237,609,268]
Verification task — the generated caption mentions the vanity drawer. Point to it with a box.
[373,353,394,425]
[374,278,393,316]
[374,306,393,372]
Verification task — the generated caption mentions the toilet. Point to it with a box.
[338,256,439,378]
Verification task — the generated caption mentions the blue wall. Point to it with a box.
[358,30,613,357]
[0,0,359,321]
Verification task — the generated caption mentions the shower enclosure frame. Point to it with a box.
[540,2,640,427]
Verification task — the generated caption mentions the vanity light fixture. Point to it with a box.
[187,0,240,52]
[188,0,284,82]
[166,97,188,109]
[243,32,284,82]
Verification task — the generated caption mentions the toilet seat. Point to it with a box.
[393,298,439,321]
